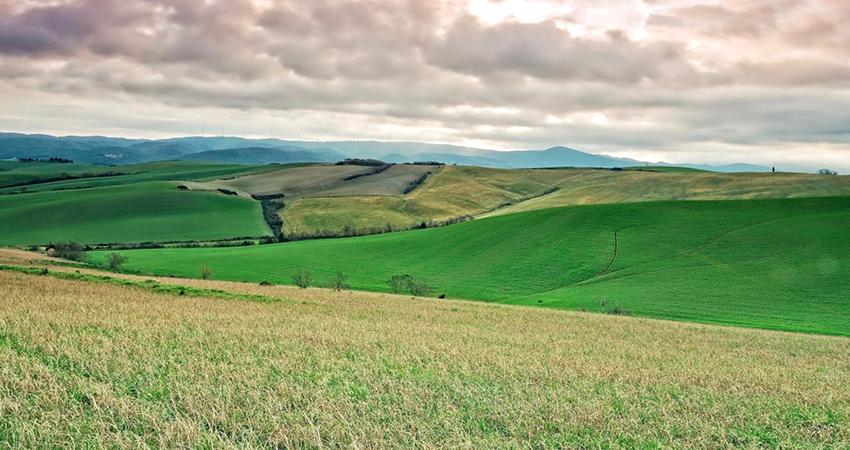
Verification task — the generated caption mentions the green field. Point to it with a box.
[0,161,122,188]
[94,196,850,336]
[278,166,850,236]
[0,181,270,245]
[0,160,274,194]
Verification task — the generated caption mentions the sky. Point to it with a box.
[1,0,849,170]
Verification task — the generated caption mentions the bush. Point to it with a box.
[329,272,350,291]
[598,297,629,315]
[408,279,433,297]
[387,274,433,297]
[50,242,87,262]
[292,269,312,288]
[388,274,412,294]
[200,264,212,280]
[106,252,128,270]
[818,168,838,175]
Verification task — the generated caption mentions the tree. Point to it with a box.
[388,274,412,294]
[49,242,87,262]
[106,252,128,270]
[292,269,312,288]
[408,279,433,297]
[818,168,838,175]
[200,264,212,280]
[329,272,350,291]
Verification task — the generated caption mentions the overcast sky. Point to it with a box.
[1,0,849,170]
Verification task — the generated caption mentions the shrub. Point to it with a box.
[598,297,629,315]
[329,272,350,291]
[818,168,838,175]
[106,252,128,270]
[388,274,412,294]
[292,269,312,288]
[50,242,87,262]
[408,279,433,297]
[200,264,212,280]
[388,274,433,297]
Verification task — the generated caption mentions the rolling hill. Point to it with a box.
[93,196,850,336]
[0,181,271,245]
[0,132,775,171]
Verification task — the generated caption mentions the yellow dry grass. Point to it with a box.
[485,170,850,217]
[1,260,848,448]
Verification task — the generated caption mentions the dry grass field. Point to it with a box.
[1,256,848,448]
[310,164,439,197]
[200,164,375,196]
[485,170,850,217]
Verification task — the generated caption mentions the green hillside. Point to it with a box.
[94,196,850,336]
[0,161,120,188]
[0,161,275,194]
[0,181,271,245]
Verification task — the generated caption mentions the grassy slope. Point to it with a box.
[310,164,437,196]
[1,270,848,447]
[98,196,850,336]
[0,160,274,194]
[282,165,572,234]
[282,167,850,235]
[487,170,850,217]
[0,161,120,188]
[0,181,270,245]
[204,164,374,196]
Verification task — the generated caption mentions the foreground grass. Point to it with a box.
[1,270,848,447]
[97,196,850,336]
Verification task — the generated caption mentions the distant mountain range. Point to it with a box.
[0,132,772,172]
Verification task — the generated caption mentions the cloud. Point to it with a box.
[0,0,849,170]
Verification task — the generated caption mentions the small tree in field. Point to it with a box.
[106,252,128,270]
[329,272,350,291]
[292,269,312,288]
[50,241,87,262]
[200,264,212,280]
[408,279,433,297]
[388,274,412,294]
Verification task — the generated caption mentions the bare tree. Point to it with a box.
[329,272,350,291]
[292,269,312,288]
[200,264,212,280]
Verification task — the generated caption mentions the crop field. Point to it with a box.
[200,164,375,196]
[0,181,270,245]
[94,196,850,336]
[0,267,848,447]
[485,170,850,217]
[0,161,121,188]
[0,160,274,194]
[282,165,576,234]
[273,165,850,236]
[310,164,439,196]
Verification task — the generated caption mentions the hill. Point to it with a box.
[0,132,774,171]
[0,160,275,194]
[1,262,848,447]
[274,166,850,236]
[175,146,344,164]
[0,181,270,245]
[94,196,850,336]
